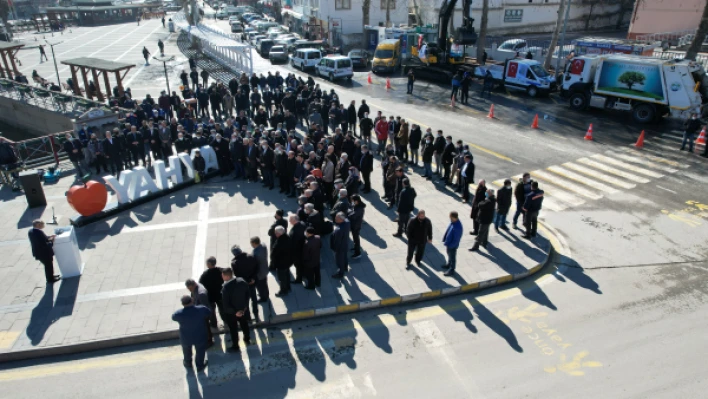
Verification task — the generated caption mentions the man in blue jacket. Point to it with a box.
[172,295,212,371]
[442,211,463,277]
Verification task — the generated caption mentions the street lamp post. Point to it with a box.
[45,40,63,86]
[153,54,175,94]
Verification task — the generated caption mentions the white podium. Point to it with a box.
[53,226,84,278]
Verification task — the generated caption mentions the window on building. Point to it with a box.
[336,0,351,9]
[380,0,396,9]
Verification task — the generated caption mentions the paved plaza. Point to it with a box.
[0,148,550,356]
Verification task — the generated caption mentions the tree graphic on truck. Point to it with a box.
[617,71,646,91]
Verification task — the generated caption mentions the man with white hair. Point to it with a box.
[271,225,293,296]
[330,212,351,279]
[331,188,350,217]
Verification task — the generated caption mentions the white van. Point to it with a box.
[316,55,354,81]
[291,48,322,71]
[254,21,279,34]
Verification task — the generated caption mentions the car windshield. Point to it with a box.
[500,41,523,50]
[337,59,352,68]
[529,64,549,78]
[349,51,362,57]
[375,49,393,59]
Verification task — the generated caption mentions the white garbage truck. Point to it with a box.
[561,54,707,123]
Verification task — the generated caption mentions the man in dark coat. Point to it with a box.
[62,133,88,178]
[459,154,475,203]
[358,145,374,193]
[210,134,230,176]
[172,295,212,370]
[250,236,269,302]
[198,256,223,329]
[348,194,366,259]
[393,178,416,237]
[28,220,60,283]
[220,268,251,352]
[230,245,260,322]
[245,139,259,182]
[302,227,322,289]
[432,130,446,175]
[259,140,275,189]
[288,215,307,284]
[406,210,433,268]
[102,130,123,176]
[522,182,544,239]
[441,135,456,184]
[330,212,350,279]
[470,189,496,251]
[470,180,487,235]
[267,209,288,248]
[495,179,513,232]
[270,226,292,296]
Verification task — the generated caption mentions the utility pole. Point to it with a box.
[554,0,572,77]
[45,40,63,86]
[153,55,175,94]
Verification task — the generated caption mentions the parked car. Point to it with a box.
[316,55,354,81]
[347,49,369,68]
[258,39,275,57]
[291,48,322,71]
[250,34,266,47]
[231,23,243,34]
[269,45,289,64]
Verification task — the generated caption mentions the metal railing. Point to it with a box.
[651,50,708,69]
[3,132,71,169]
[0,78,110,117]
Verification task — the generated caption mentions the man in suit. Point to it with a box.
[250,236,269,303]
[459,154,475,203]
[406,210,433,269]
[267,209,288,248]
[63,133,88,178]
[102,130,123,176]
[302,227,322,289]
[185,278,214,347]
[358,145,374,193]
[172,295,212,370]
[28,220,60,284]
[198,257,223,330]
[271,226,292,297]
[330,212,351,279]
[246,138,259,182]
[441,135,456,184]
[288,215,307,284]
[230,245,260,323]
[259,139,275,189]
[220,268,251,352]
[393,179,417,238]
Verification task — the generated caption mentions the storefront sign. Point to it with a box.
[504,9,523,23]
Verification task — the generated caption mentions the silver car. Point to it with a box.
[269,45,289,64]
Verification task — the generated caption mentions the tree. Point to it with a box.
[362,0,371,47]
[476,0,489,64]
[545,0,566,70]
[385,0,391,28]
[686,0,708,61]
[411,0,422,26]
[618,71,646,90]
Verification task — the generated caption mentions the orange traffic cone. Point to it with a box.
[385,78,391,90]
[696,126,707,144]
[367,74,372,84]
[634,130,645,148]
[584,124,594,140]
[531,114,539,129]
[487,104,495,119]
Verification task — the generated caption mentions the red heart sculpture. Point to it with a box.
[67,181,108,217]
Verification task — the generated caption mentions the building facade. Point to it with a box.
[282,0,408,48]
[412,0,631,36]
[627,0,704,39]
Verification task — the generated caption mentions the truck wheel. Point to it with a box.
[632,104,656,124]
[569,93,588,110]
[527,86,539,98]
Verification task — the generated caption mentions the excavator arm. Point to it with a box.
[437,0,477,53]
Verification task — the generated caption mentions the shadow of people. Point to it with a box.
[467,297,523,353]
[557,254,602,294]
[26,275,80,345]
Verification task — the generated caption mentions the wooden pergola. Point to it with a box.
[61,57,135,101]
[0,42,25,80]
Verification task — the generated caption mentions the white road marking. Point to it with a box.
[547,165,619,194]
[616,148,687,168]
[562,162,636,189]
[192,198,210,278]
[412,320,483,398]
[532,170,603,200]
[576,158,650,183]
[605,151,678,173]
[656,185,677,194]
[591,154,663,178]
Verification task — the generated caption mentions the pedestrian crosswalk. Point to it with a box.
[475,139,700,212]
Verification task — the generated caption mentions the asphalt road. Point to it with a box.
[3,18,707,398]
[2,258,708,398]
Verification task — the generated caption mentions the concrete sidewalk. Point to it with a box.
[0,150,553,362]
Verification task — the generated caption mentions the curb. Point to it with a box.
[1,223,561,364]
